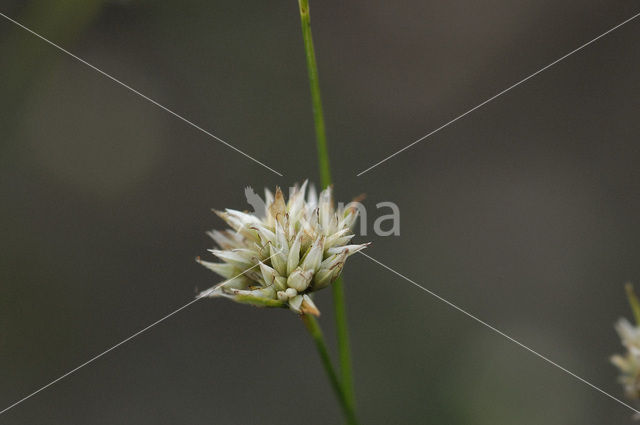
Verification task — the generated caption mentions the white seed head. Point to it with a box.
[197,181,369,315]
[612,318,640,399]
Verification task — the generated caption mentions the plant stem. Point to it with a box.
[625,283,640,325]
[298,0,331,188]
[297,0,357,412]
[302,314,359,425]
[331,277,355,407]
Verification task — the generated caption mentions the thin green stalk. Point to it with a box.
[331,277,354,407]
[297,0,356,411]
[625,283,640,325]
[298,0,331,188]
[302,315,359,425]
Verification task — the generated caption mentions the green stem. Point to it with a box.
[625,283,640,325]
[298,0,331,188]
[331,276,355,408]
[297,0,356,412]
[302,315,359,425]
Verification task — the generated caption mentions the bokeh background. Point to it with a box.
[1,0,640,423]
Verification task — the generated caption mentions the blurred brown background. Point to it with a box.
[1,0,639,423]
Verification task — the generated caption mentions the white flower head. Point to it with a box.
[196,181,369,316]
[612,317,640,400]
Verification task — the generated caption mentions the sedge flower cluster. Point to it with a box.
[197,182,368,315]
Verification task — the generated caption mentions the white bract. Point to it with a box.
[197,181,369,315]
[611,318,640,399]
